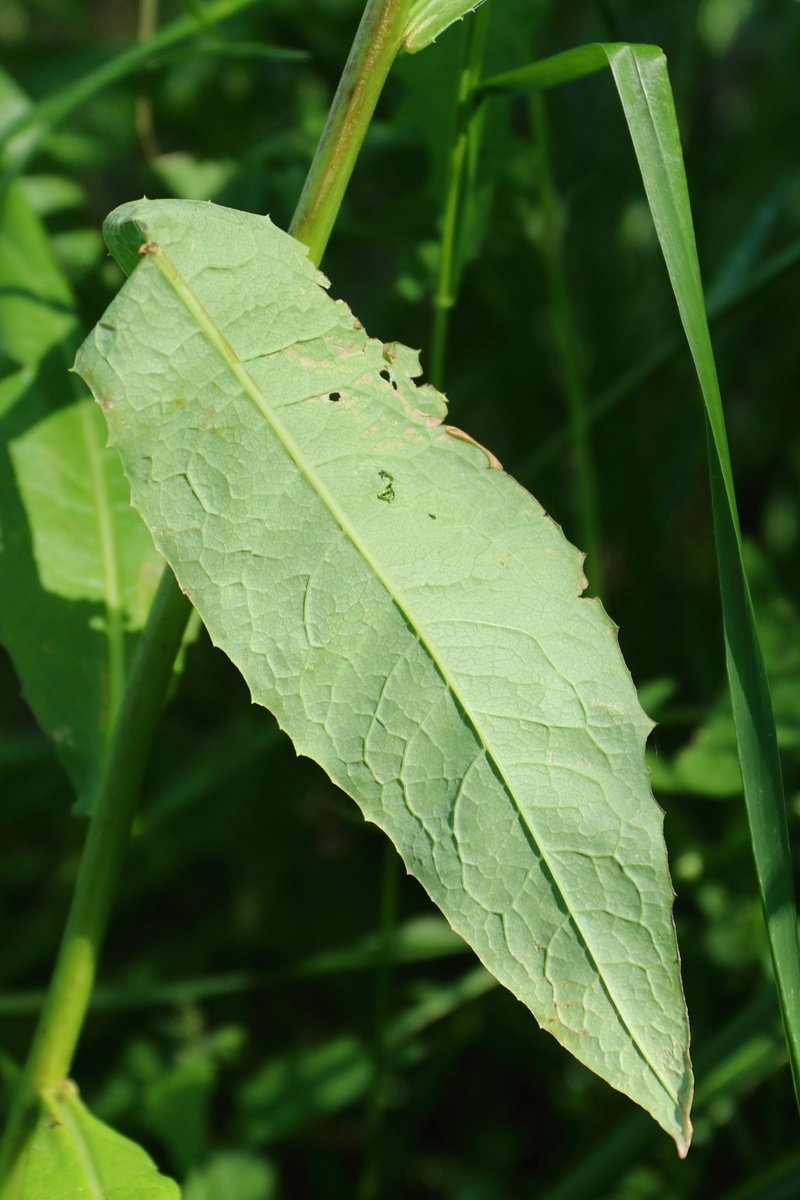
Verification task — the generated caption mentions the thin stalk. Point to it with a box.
[430,0,492,389]
[289,0,412,265]
[519,231,800,481]
[358,844,401,1200]
[135,0,161,160]
[593,0,622,42]
[0,3,414,1188]
[0,568,192,1196]
[77,401,127,745]
[531,93,604,593]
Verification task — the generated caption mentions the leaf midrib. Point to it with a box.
[78,401,125,734]
[142,236,678,1108]
[47,1093,106,1199]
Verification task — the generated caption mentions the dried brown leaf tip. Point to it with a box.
[444,425,503,470]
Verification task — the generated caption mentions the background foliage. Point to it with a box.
[1,0,799,1196]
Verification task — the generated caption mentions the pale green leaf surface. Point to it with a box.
[23,1084,179,1200]
[76,198,692,1150]
[0,70,163,807]
[404,0,488,53]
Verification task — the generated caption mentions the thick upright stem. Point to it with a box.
[289,0,411,265]
[0,569,192,1194]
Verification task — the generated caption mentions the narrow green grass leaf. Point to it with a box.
[606,42,800,1113]
[77,199,692,1149]
[480,41,800,1105]
[404,0,488,53]
[0,71,163,807]
[22,1083,178,1199]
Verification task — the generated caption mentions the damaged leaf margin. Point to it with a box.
[75,198,692,1152]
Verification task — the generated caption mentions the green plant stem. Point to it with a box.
[135,0,161,160]
[0,5,415,1188]
[0,567,192,1196]
[358,843,401,1200]
[519,228,800,481]
[430,1,492,390]
[593,0,622,42]
[531,92,604,594]
[289,0,412,265]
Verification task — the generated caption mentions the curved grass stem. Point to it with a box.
[429,1,492,391]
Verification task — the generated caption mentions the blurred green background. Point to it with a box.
[1,1,799,1196]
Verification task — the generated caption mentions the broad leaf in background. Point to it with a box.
[0,70,163,808]
[404,0,488,53]
[77,199,693,1150]
[22,1082,179,1199]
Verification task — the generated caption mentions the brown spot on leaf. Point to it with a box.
[443,425,503,470]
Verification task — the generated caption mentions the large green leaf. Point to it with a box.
[76,198,692,1151]
[0,70,163,807]
[22,1083,178,1199]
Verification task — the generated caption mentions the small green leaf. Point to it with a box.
[76,198,692,1151]
[23,1083,179,1199]
[404,0,488,53]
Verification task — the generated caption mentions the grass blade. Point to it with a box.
[480,41,800,1106]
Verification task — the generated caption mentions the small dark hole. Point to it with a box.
[428,513,437,519]
[379,370,391,383]
[329,392,341,403]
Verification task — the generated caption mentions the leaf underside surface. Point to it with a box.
[23,1084,179,1199]
[76,198,692,1150]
